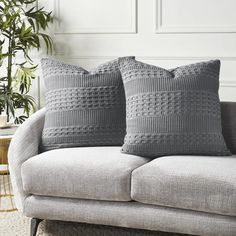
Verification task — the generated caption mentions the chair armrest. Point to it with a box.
[8,108,46,212]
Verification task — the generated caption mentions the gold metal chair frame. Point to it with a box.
[0,137,17,212]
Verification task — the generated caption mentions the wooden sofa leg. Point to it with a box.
[30,218,43,236]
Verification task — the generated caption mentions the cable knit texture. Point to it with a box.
[118,57,230,157]
[41,58,127,151]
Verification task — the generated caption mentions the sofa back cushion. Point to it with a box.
[221,102,236,154]
[118,57,230,157]
[40,58,127,151]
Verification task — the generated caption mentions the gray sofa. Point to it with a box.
[8,102,236,236]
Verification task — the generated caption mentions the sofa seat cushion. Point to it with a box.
[131,155,236,216]
[22,147,149,201]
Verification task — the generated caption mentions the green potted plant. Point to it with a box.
[0,0,53,124]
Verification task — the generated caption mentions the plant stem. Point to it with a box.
[6,37,12,122]
[7,42,12,89]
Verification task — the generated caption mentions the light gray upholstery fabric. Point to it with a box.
[118,57,230,157]
[41,58,127,151]
[131,155,236,216]
[21,147,149,201]
[24,195,236,236]
[8,104,236,236]
[8,108,46,212]
[221,102,236,154]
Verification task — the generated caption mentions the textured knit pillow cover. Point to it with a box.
[118,57,231,157]
[41,58,128,151]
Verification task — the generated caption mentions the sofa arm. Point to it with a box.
[8,108,46,212]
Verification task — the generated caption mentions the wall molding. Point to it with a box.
[220,81,236,87]
[155,0,236,34]
[56,54,236,61]
[54,0,137,34]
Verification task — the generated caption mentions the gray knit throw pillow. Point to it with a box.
[118,57,231,157]
[41,58,127,151]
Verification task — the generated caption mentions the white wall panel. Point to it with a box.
[155,0,236,33]
[36,0,236,105]
[54,0,137,33]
